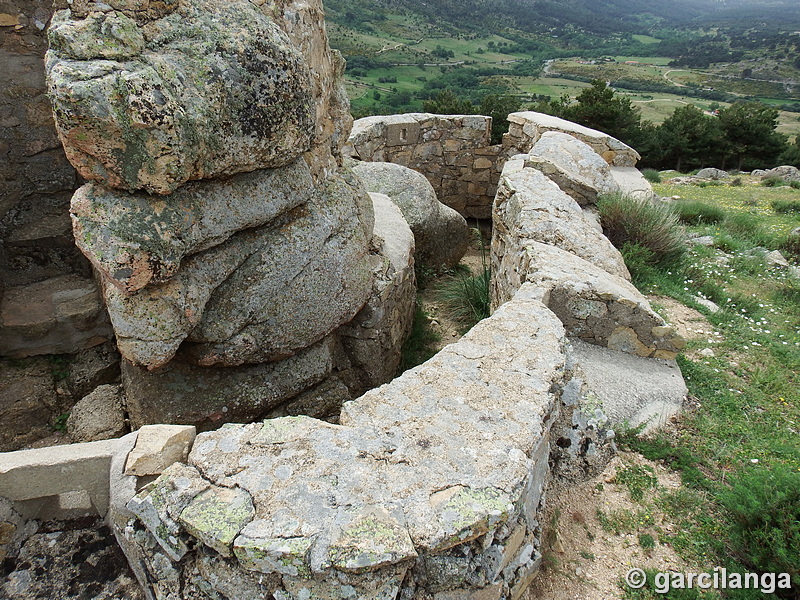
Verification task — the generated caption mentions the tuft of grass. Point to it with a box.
[597,507,655,535]
[617,464,659,502]
[398,302,441,373]
[433,227,491,332]
[642,168,662,183]
[597,194,686,266]
[638,533,656,550]
[434,268,490,332]
[674,200,727,225]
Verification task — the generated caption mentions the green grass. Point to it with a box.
[433,267,491,332]
[607,179,800,593]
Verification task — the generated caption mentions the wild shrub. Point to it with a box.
[719,466,800,585]
[790,180,800,190]
[433,228,490,332]
[597,194,685,265]
[674,200,726,225]
[770,198,800,214]
[761,176,787,187]
[642,168,661,183]
[620,242,660,287]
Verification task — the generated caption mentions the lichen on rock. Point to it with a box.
[46,0,315,194]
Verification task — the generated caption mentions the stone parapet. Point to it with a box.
[346,113,501,219]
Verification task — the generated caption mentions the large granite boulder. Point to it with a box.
[122,338,336,429]
[71,159,314,295]
[761,165,800,183]
[351,161,469,270]
[46,0,315,194]
[567,339,686,432]
[107,172,374,369]
[182,173,375,368]
[506,112,641,167]
[610,166,655,201]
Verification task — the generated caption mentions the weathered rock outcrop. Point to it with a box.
[493,157,630,280]
[351,161,469,269]
[761,165,800,183]
[118,288,570,600]
[46,0,416,428]
[525,131,620,205]
[46,0,315,194]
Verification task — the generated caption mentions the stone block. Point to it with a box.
[125,425,197,477]
[0,437,123,518]
[66,384,127,443]
[568,338,687,431]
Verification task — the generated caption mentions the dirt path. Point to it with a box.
[525,453,692,600]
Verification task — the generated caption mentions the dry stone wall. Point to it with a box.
[92,116,683,599]
[345,113,503,219]
[345,111,652,220]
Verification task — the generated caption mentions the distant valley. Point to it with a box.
[325,0,800,143]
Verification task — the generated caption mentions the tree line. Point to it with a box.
[534,80,799,172]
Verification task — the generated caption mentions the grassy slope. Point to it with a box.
[616,176,800,593]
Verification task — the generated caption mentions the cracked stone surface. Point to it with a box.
[493,158,629,281]
[506,243,685,360]
[120,288,568,598]
[525,131,620,206]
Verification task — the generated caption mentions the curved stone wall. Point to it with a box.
[103,115,684,600]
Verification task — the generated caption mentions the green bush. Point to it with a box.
[597,194,686,265]
[761,176,787,188]
[642,168,662,183]
[791,180,800,189]
[675,200,727,225]
[771,198,800,214]
[719,466,800,585]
